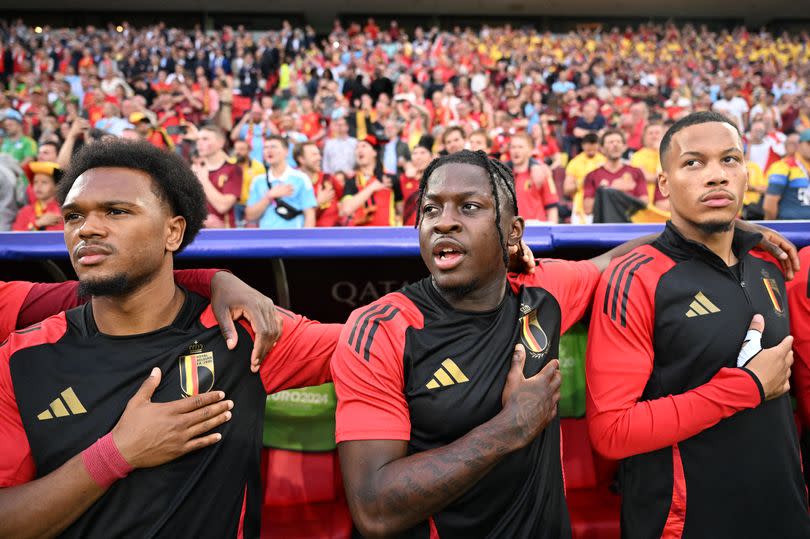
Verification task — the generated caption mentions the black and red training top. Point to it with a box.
[587,222,810,538]
[332,259,601,538]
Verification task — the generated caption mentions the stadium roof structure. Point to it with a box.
[13,0,810,30]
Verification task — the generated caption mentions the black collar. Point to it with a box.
[657,221,762,268]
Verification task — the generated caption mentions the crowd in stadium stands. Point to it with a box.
[0,18,809,231]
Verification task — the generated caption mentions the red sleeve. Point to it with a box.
[510,259,601,333]
[11,206,34,231]
[0,342,35,487]
[327,174,345,199]
[789,247,810,428]
[0,282,35,341]
[174,269,220,298]
[15,282,80,332]
[540,172,559,207]
[331,295,422,443]
[256,308,341,394]
[0,315,68,487]
[585,248,763,460]
[582,171,596,199]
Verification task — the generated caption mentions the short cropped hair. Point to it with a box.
[57,139,206,253]
[266,134,290,150]
[659,111,741,165]
[600,128,626,146]
[581,132,599,145]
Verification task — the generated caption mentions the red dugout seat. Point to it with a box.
[260,448,352,539]
[562,418,621,539]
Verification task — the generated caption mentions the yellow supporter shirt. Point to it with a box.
[236,158,267,204]
[630,147,661,201]
[566,152,607,218]
[743,161,767,207]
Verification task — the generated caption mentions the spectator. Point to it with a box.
[322,115,357,175]
[232,139,266,225]
[750,90,781,129]
[630,122,665,202]
[571,100,606,151]
[469,128,492,155]
[507,132,559,223]
[129,112,173,149]
[381,119,410,175]
[763,128,810,220]
[1,109,37,165]
[564,132,606,223]
[441,125,467,155]
[191,125,242,228]
[94,103,133,137]
[231,101,273,163]
[340,136,401,226]
[712,84,749,131]
[400,135,434,226]
[582,129,652,217]
[294,141,343,227]
[12,161,63,231]
[624,102,649,152]
[0,154,22,230]
[742,160,768,220]
[237,52,260,97]
[36,140,59,163]
[245,135,316,229]
[746,120,783,174]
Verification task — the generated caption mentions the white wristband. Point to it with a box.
[737,329,763,368]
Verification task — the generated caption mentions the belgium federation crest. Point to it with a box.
[761,270,785,316]
[521,310,549,356]
[178,341,215,397]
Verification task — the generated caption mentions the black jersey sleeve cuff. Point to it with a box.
[740,367,766,404]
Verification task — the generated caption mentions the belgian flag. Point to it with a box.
[592,187,670,224]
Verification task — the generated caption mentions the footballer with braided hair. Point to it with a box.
[331,149,663,538]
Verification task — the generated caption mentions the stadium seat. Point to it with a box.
[260,385,351,538]
[260,448,352,539]
[562,418,621,539]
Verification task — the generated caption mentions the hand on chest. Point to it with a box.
[404,290,561,442]
[654,262,789,378]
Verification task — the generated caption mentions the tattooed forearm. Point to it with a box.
[340,413,525,538]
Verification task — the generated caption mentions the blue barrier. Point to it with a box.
[1,222,807,260]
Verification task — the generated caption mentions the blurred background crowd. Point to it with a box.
[1,18,809,232]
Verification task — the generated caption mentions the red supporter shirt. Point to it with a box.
[582,164,650,201]
[11,200,63,231]
[342,172,402,227]
[0,269,219,342]
[300,112,323,140]
[207,163,243,228]
[512,166,559,221]
[399,174,421,227]
[789,247,810,428]
[313,172,344,227]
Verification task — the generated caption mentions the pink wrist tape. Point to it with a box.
[81,433,134,488]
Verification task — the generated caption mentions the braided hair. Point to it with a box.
[414,150,518,267]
